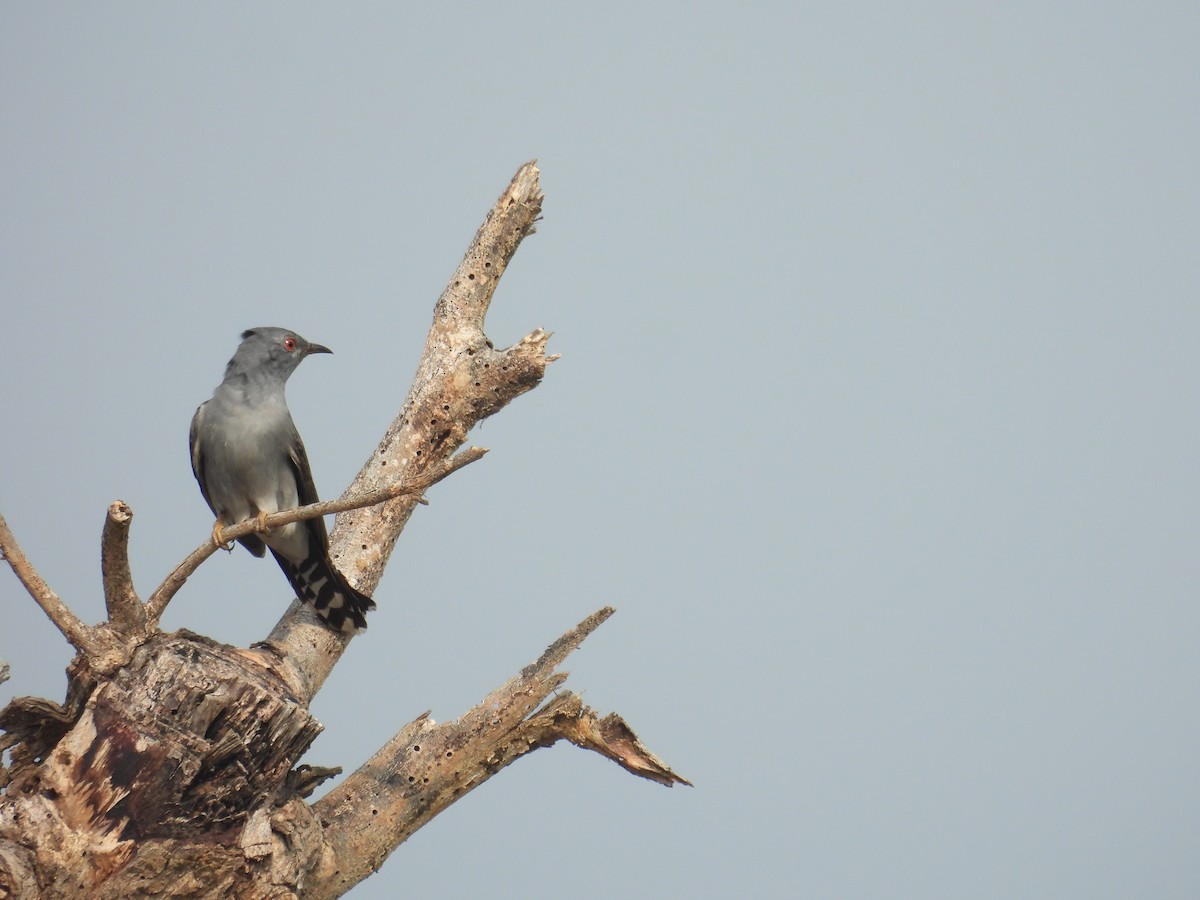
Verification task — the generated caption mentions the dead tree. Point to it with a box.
[0,162,688,899]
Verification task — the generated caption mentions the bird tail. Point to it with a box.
[270,549,376,633]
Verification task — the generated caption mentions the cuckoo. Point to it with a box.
[190,327,374,633]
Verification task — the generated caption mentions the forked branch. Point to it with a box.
[0,162,689,900]
[308,607,690,897]
[264,161,553,703]
[2,163,548,693]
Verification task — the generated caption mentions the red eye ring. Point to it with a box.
[283,337,297,352]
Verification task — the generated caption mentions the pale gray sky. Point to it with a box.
[3,3,1198,898]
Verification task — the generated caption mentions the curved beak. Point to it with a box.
[308,342,333,355]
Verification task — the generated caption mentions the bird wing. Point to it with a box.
[286,425,330,546]
[189,402,214,513]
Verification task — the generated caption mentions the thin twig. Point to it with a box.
[143,447,487,626]
[0,514,95,653]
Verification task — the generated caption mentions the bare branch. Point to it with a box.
[0,163,691,898]
[0,514,94,654]
[307,606,693,897]
[265,161,553,703]
[144,447,486,628]
[100,501,144,635]
[524,604,614,672]
[540,697,692,787]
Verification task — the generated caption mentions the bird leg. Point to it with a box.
[254,510,272,534]
[211,519,233,552]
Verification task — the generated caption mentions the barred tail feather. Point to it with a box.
[270,549,376,633]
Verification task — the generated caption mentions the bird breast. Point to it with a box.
[200,392,308,559]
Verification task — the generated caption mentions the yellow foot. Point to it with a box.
[254,510,271,534]
[211,520,233,551]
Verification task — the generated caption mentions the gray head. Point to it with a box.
[222,327,332,383]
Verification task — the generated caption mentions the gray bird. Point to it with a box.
[190,327,375,633]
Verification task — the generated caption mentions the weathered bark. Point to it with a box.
[308,606,687,898]
[0,163,688,899]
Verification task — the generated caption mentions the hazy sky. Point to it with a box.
[2,4,1198,898]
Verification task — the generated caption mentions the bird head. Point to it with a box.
[223,327,333,382]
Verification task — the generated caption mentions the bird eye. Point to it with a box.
[283,337,297,352]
